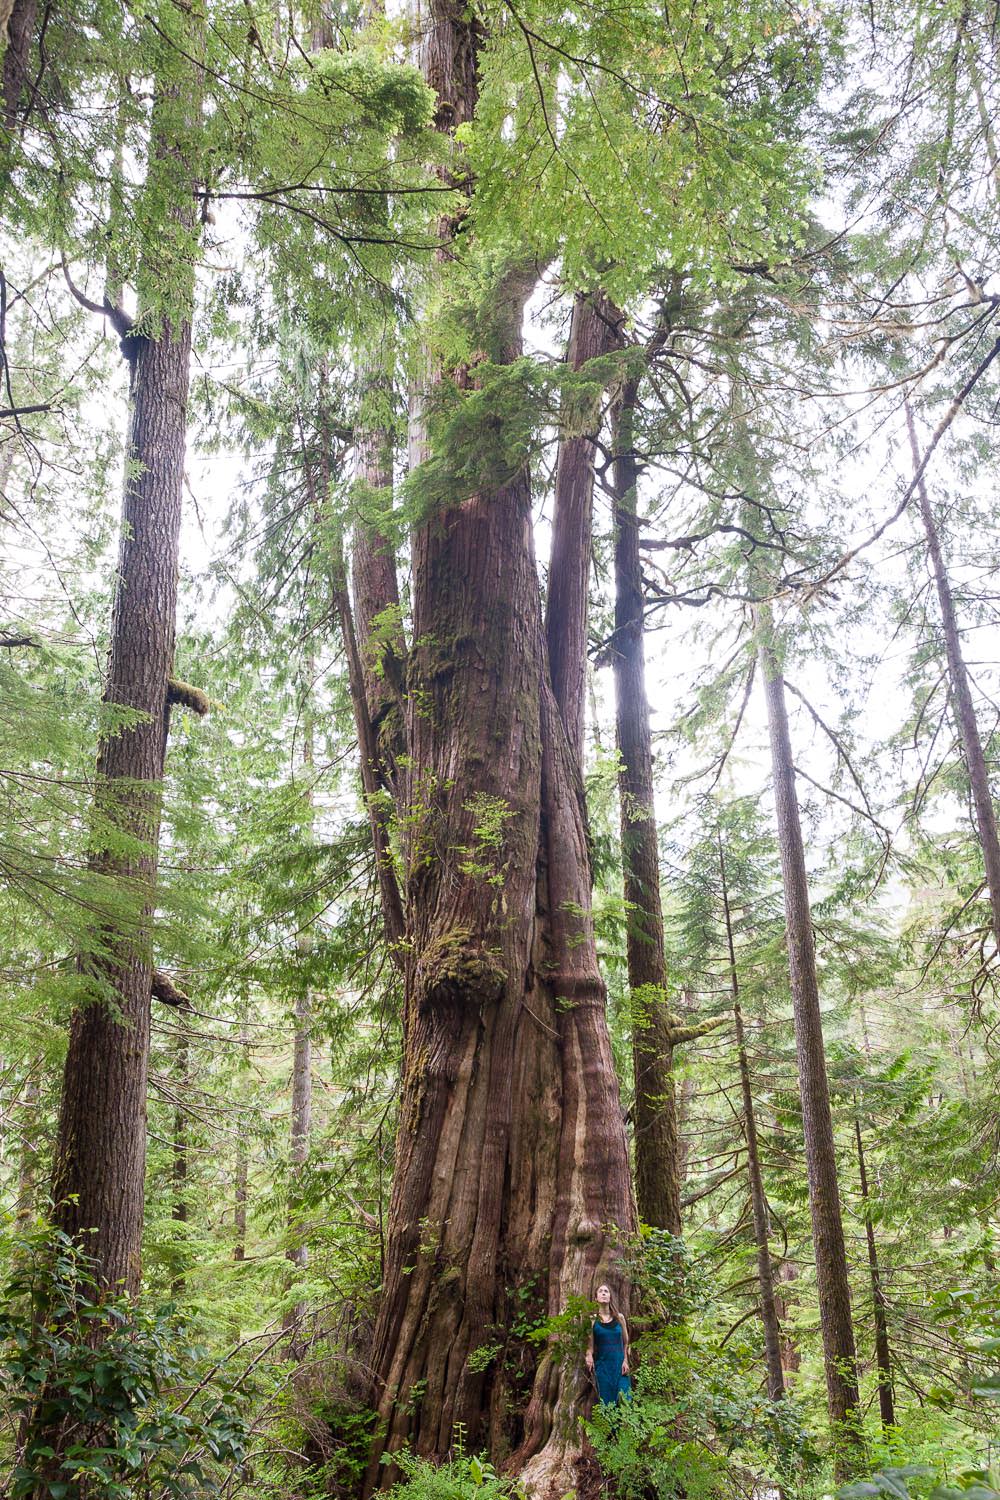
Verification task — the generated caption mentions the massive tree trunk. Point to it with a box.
[854,1112,895,1430]
[361,6,636,1490]
[906,404,1000,958]
[49,20,202,1297]
[756,610,861,1469]
[718,835,784,1401]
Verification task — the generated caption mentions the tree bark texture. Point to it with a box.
[361,5,636,1490]
[2,0,36,131]
[854,1113,895,1430]
[49,34,201,1297]
[719,836,785,1401]
[611,371,681,1234]
[906,404,1000,958]
[757,616,861,1463]
[545,291,618,766]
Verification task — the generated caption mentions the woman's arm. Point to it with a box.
[620,1316,630,1375]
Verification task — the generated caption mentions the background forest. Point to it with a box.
[2,0,1000,1497]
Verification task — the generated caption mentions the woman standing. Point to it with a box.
[585,1283,632,1406]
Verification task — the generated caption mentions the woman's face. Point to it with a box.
[596,1284,612,1304]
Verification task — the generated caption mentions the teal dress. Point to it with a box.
[592,1317,631,1405]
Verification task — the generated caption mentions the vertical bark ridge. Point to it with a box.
[611,367,682,1234]
[545,291,619,764]
[48,8,204,1298]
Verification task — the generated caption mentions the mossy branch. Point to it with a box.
[167,678,211,716]
[152,970,191,1008]
[666,1014,728,1047]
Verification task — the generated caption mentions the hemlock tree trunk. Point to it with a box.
[719,836,784,1401]
[610,372,719,1234]
[854,1112,895,1429]
[48,29,202,1292]
[361,5,636,1490]
[756,610,861,1467]
[906,404,1000,958]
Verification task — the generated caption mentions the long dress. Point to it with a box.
[592,1317,632,1405]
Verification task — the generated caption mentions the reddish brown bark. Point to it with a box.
[906,403,1000,958]
[353,364,406,795]
[363,6,635,1489]
[757,615,861,1467]
[545,291,618,765]
[610,372,681,1234]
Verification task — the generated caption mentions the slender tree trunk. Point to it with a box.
[854,1112,895,1430]
[719,836,784,1400]
[171,1029,189,1296]
[611,370,681,1233]
[363,6,635,1489]
[286,689,314,1327]
[775,1261,800,1375]
[756,612,861,1468]
[545,290,617,766]
[605,324,723,1241]
[234,1011,249,1263]
[287,675,314,1296]
[906,404,1000,957]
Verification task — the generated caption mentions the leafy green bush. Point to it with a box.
[586,1322,819,1500]
[385,1447,527,1500]
[0,1224,249,1500]
[839,1465,1000,1500]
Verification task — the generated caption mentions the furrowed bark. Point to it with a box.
[906,403,1000,958]
[48,16,203,1297]
[545,291,618,764]
[353,363,406,794]
[610,369,682,1234]
[2,0,36,131]
[364,6,635,1488]
[756,610,861,1469]
[855,1111,895,1430]
[719,834,784,1401]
